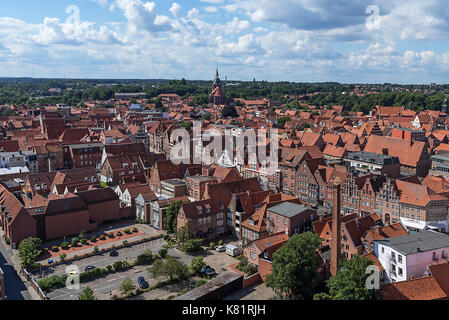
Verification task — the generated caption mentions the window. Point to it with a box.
[398,268,403,277]
[398,254,402,263]
[381,247,384,254]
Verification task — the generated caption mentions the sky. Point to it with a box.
[1,0,449,83]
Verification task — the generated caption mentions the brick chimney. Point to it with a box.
[330,182,341,277]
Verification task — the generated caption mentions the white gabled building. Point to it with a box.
[374,230,449,283]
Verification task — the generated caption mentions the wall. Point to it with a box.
[45,210,90,240]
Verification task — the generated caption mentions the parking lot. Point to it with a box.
[44,240,239,300]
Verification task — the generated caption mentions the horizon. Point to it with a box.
[0,76,444,87]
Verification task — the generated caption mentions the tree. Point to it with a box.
[119,278,136,297]
[277,116,291,128]
[201,113,212,121]
[149,256,189,281]
[163,200,183,233]
[18,237,42,268]
[177,224,192,245]
[78,287,97,300]
[315,255,375,300]
[221,105,238,118]
[265,232,322,300]
[189,256,206,276]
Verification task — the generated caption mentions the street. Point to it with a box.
[0,238,31,300]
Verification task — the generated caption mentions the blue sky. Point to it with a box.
[1,0,449,83]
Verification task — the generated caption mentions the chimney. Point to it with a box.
[330,182,341,277]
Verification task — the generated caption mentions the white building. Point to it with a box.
[374,230,449,283]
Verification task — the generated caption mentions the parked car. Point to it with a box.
[201,265,216,277]
[216,245,226,252]
[84,266,96,271]
[110,249,119,257]
[138,276,149,289]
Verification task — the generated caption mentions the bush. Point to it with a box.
[90,236,97,242]
[116,231,123,237]
[79,233,85,240]
[60,253,67,262]
[132,227,138,233]
[124,229,131,234]
[113,261,130,272]
[60,242,69,250]
[236,255,257,276]
[209,242,215,250]
[158,248,168,259]
[80,239,88,245]
[189,256,206,276]
[100,234,106,240]
[136,250,153,265]
[163,234,170,241]
[218,240,224,246]
[93,246,99,253]
[71,238,79,246]
[181,239,203,253]
[108,233,114,238]
[106,265,113,272]
[195,279,207,287]
[51,246,59,252]
[5,238,10,245]
[123,240,129,246]
[38,275,67,293]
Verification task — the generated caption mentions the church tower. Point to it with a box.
[209,68,229,106]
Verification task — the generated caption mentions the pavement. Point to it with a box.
[45,239,240,300]
[223,282,275,300]
[0,231,39,300]
[37,223,162,264]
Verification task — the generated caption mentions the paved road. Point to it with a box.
[0,239,31,300]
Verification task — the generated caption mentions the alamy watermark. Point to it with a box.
[65,265,80,290]
[169,122,279,173]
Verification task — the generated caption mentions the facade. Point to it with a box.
[344,151,400,178]
[430,153,449,179]
[177,199,229,240]
[160,178,187,199]
[265,202,318,236]
[374,230,449,283]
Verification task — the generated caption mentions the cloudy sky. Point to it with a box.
[1,0,449,83]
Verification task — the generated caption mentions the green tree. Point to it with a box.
[277,116,291,128]
[265,232,322,300]
[78,287,97,300]
[18,237,42,268]
[163,200,183,233]
[176,224,192,245]
[189,256,206,276]
[119,278,136,297]
[149,256,189,281]
[315,255,375,300]
[201,113,212,121]
[221,105,238,118]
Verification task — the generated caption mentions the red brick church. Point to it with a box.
[209,69,232,106]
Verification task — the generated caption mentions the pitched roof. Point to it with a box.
[364,135,427,168]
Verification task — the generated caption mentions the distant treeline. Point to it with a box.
[0,78,448,114]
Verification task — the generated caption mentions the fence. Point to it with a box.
[22,268,48,300]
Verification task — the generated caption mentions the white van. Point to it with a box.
[226,244,241,257]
